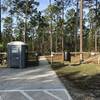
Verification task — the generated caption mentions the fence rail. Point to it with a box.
[46,52,100,64]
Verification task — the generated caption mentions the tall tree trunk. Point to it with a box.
[24,0,28,43]
[80,0,83,63]
[89,0,95,51]
[10,1,13,42]
[49,0,53,64]
[95,0,98,52]
[55,14,59,52]
[56,32,58,52]
[61,0,64,63]
[42,30,45,54]
[74,0,79,54]
[32,31,34,51]
[0,0,1,43]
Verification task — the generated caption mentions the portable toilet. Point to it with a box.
[7,41,28,68]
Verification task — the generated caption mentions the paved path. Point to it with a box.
[0,56,72,100]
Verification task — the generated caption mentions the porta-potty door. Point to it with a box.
[10,45,20,68]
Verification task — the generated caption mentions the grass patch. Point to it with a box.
[51,63,100,97]
[56,64,100,76]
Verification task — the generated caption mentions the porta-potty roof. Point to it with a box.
[7,41,26,45]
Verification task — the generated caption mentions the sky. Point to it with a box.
[38,0,49,11]
[37,0,54,11]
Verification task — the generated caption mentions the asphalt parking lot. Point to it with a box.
[0,57,72,100]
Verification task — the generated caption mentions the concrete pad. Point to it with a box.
[48,90,70,100]
[0,92,27,100]
[0,56,72,100]
[26,91,58,100]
